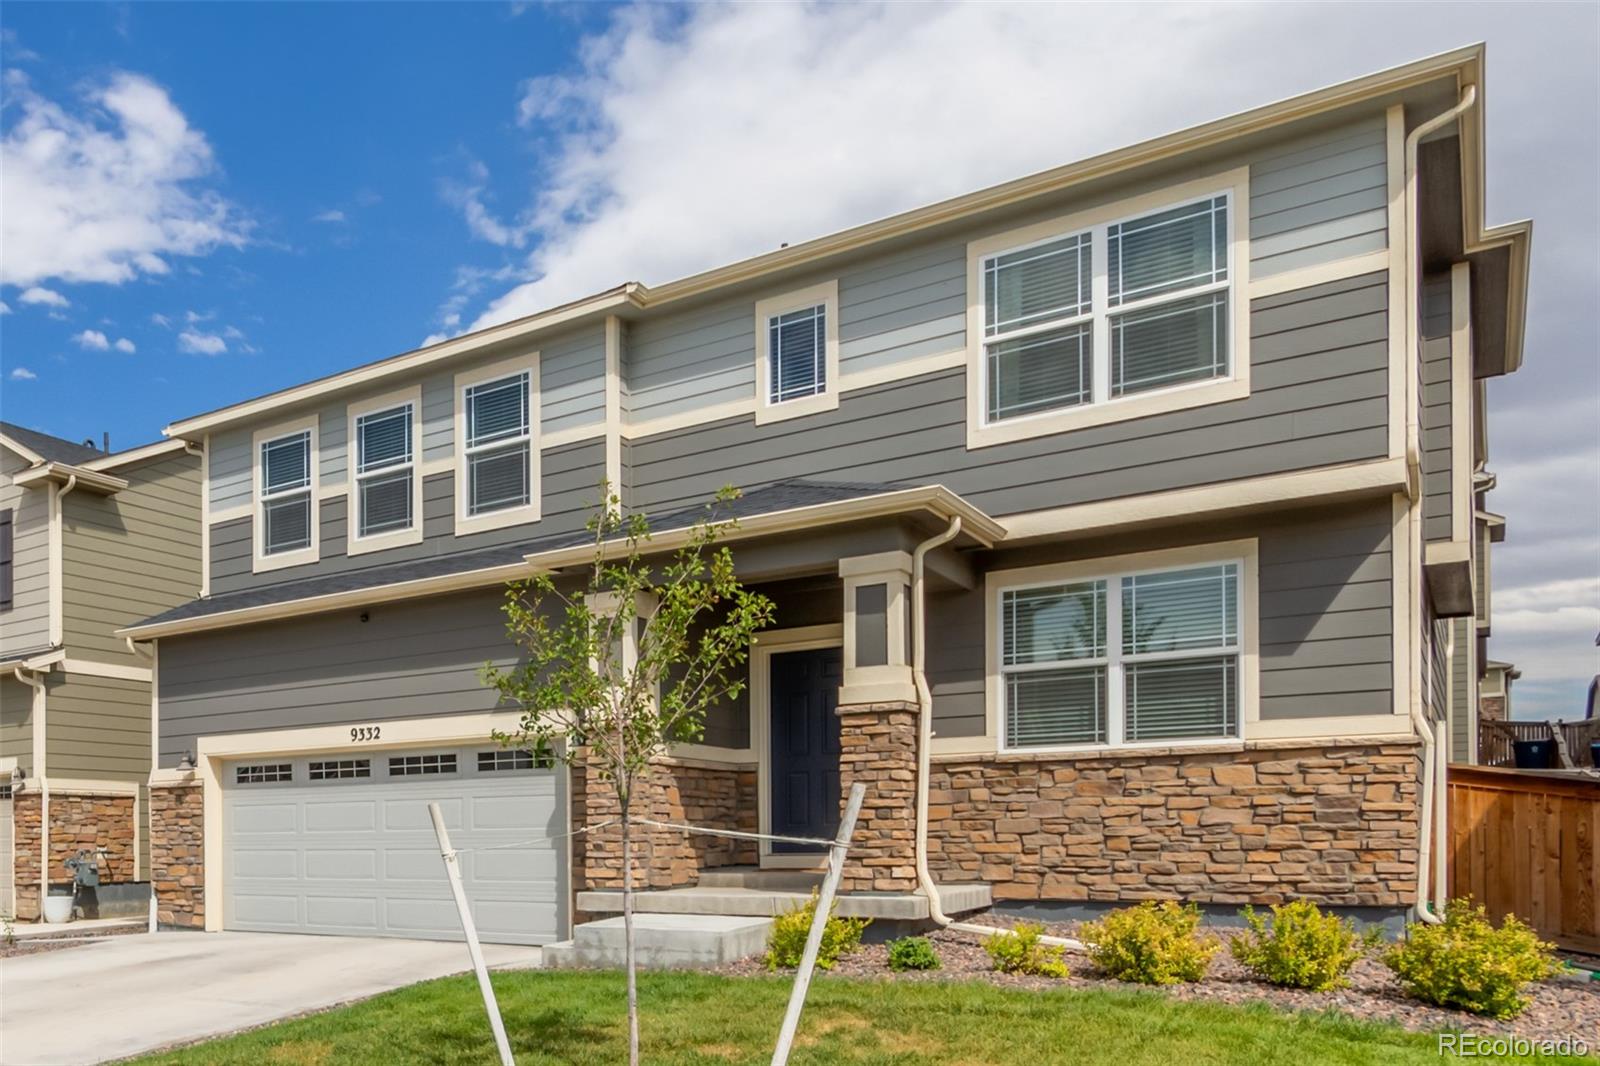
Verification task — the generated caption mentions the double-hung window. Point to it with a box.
[354,403,415,539]
[972,179,1242,444]
[754,281,839,425]
[999,561,1241,750]
[259,430,313,556]
[465,371,532,516]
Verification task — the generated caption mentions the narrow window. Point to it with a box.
[767,304,827,405]
[389,753,457,776]
[464,372,531,516]
[355,404,414,538]
[0,507,13,611]
[478,749,549,772]
[308,759,371,780]
[235,763,293,784]
[260,431,312,555]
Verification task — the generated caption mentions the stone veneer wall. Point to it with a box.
[580,756,757,890]
[928,741,1422,908]
[837,701,920,892]
[10,789,136,920]
[149,781,205,929]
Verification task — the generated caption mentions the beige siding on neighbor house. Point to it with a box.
[44,672,149,781]
[0,676,34,766]
[61,450,202,663]
[1,449,52,656]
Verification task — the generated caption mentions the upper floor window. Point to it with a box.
[999,560,1241,751]
[966,171,1249,449]
[355,403,414,538]
[754,280,840,425]
[768,304,827,404]
[465,371,531,516]
[0,507,13,612]
[260,430,312,556]
[453,353,541,536]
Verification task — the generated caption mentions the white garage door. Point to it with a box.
[222,746,564,945]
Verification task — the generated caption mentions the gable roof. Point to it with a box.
[0,422,105,465]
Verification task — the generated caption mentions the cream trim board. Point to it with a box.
[200,434,212,597]
[345,384,425,556]
[664,741,754,764]
[624,398,757,441]
[41,777,139,797]
[193,709,553,934]
[60,658,152,682]
[250,414,321,574]
[981,539,1259,756]
[603,316,623,500]
[453,351,542,537]
[1245,250,1389,299]
[965,168,1252,450]
[542,425,606,449]
[1385,104,1407,461]
[749,624,843,868]
[1449,262,1473,544]
[1001,458,1407,544]
[47,481,62,646]
[209,503,251,524]
[754,280,841,426]
[836,348,965,396]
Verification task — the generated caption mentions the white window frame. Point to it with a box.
[754,280,840,425]
[251,415,320,574]
[346,384,424,556]
[983,539,1259,756]
[454,351,541,536]
[965,168,1252,449]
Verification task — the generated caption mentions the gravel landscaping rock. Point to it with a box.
[722,920,1600,1051]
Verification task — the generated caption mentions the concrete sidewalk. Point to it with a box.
[0,930,542,1065]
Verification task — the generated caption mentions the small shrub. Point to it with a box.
[1383,898,1559,1019]
[984,922,1069,978]
[1230,900,1379,991]
[1080,900,1219,985]
[886,935,941,972]
[764,892,870,971]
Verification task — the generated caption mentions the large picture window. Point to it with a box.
[999,561,1241,750]
[259,430,312,556]
[969,179,1243,447]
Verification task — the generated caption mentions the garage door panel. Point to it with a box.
[223,747,562,946]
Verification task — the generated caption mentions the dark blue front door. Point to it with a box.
[768,647,842,853]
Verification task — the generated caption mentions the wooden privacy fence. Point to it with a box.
[1448,764,1600,953]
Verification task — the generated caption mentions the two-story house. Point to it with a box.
[124,45,1528,945]
[1,423,201,920]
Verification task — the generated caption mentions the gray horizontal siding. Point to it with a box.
[209,426,252,513]
[46,672,150,780]
[1,450,51,654]
[1450,617,1471,761]
[1250,116,1388,278]
[542,329,608,436]
[157,587,522,768]
[1420,273,1453,541]
[630,272,1389,519]
[928,501,1393,737]
[625,297,755,425]
[210,439,606,595]
[0,676,33,764]
[839,241,966,376]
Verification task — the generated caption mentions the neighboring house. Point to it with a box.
[1479,660,1518,725]
[0,423,202,920]
[125,45,1528,943]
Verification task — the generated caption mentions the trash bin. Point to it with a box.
[1590,741,1600,769]
[1512,738,1555,769]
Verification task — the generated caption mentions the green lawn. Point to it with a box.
[128,970,1586,1065]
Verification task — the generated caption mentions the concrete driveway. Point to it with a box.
[0,931,542,1065]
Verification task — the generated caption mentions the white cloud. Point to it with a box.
[312,209,347,223]
[150,312,171,328]
[443,159,533,250]
[18,286,68,308]
[114,337,136,354]
[9,366,37,380]
[178,330,227,355]
[0,69,249,287]
[0,301,9,314]
[72,329,110,350]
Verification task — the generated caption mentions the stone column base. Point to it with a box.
[149,780,205,929]
[837,700,919,893]
[9,788,136,920]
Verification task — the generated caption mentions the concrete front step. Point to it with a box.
[576,882,991,921]
[544,914,773,970]
[696,867,823,891]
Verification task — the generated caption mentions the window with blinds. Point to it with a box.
[767,304,827,405]
[355,403,414,538]
[1000,561,1239,750]
[980,192,1231,424]
[464,371,531,516]
[260,430,312,555]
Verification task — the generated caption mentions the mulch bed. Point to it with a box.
[0,923,146,959]
[720,920,1600,1049]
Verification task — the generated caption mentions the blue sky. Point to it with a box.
[0,3,1595,717]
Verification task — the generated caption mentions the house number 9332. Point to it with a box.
[350,726,381,743]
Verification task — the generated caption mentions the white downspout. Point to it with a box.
[15,662,49,917]
[911,516,1083,950]
[1402,85,1477,925]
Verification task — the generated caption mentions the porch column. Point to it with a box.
[836,552,920,892]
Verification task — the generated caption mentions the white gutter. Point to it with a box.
[910,516,1083,950]
[1402,85,1478,925]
